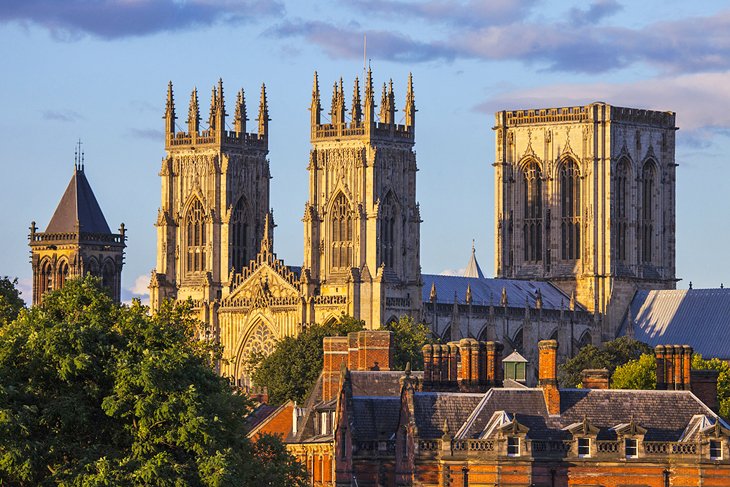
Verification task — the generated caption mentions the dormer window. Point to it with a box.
[625,438,638,458]
[320,412,330,435]
[578,437,591,457]
[507,436,520,456]
[710,440,723,460]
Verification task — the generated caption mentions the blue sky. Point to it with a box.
[2,0,730,303]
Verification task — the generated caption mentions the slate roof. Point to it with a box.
[621,289,730,359]
[421,274,577,310]
[351,371,423,397]
[45,168,112,234]
[413,392,484,438]
[351,397,401,440]
[454,388,724,442]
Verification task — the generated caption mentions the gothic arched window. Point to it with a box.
[102,259,115,293]
[40,259,53,296]
[560,160,581,260]
[230,196,250,272]
[87,257,99,277]
[57,260,69,289]
[615,159,630,262]
[380,193,397,268]
[185,199,207,273]
[641,161,656,264]
[330,193,353,269]
[512,328,524,355]
[522,160,542,262]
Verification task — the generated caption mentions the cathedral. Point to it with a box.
[146,72,677,385]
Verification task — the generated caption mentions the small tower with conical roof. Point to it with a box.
[30,143,126,304]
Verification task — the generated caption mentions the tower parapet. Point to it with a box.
[310,69,415,143]
[164,80,268,151]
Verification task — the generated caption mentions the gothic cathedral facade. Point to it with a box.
[150,73,422,385]
[493,104,677,339]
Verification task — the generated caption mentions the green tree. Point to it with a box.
[249,315,364,405]
[611,353,657,389]
[0,276,24,326]
[558,336,652,387]
[692,354,730,419]
[0,276,305,486]
[384,315,433,370]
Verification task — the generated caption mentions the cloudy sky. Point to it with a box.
[2,0,729,304]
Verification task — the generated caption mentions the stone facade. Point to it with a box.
[494,103,678,339]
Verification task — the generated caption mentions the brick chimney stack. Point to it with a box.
[538,340,560,415]
[655,345,692,391]
[422,340,503,392]
[581,369,609,390]
[323,336,349,401]
[690,369,720,413]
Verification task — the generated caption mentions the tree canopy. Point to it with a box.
[248,316,364,405]
[383,315,433,371]
[0,276,305,486]
[611,353,657,390]
[558,336,652,388]
[249,314,433,406]
[0,277,24,326]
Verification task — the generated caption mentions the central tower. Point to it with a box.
[302,70,422,327]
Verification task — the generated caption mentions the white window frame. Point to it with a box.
[577,437,591,457]
[507,436,520,456]
[710,439,723,460]
[625,438,638,458]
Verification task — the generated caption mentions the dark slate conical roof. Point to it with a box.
[45,167,111,234]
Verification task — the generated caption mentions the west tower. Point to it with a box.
[29,149,126,304]
[302,70,422,326]
[150,80,271,318]
[494,103,677,339]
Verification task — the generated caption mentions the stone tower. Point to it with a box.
[29,148,126,304]
[149,79,270,319]
[494,103,677,339]
[301,70,422,327]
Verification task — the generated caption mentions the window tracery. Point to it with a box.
[185,199,207,273]
[230,196,250,272]
[561,160,581,260]
[380,193,397,268]
[641,161,656,264]
[615,159,630,262]
[57,260,69,289]
[522,160,542,262]
[330,193,353,269]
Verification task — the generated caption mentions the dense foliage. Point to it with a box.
[0,277,305,486]
[608,352,730,418]
[558,336,652,387]
[0,277,24,326]
[248,316,365,405]
[383,315,433,370]
[611,353,657,390]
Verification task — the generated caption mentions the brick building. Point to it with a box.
[256,331,730,486]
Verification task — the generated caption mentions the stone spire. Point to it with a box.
[187,87,200,134]
[465,283,473,305]
[430,281,437,302]
[379,81,395,124]
[208,85,217,129]
[311,71,321,126]
[330,78,346,125]
[258,83,269,137]
[260,211,274,255]
[351,76,362,124]
[464,241,485,279]
[234,88,247,134]
[164,81,176,136]
[405,72,415,129]
[364,67,374,124]
[501,286,508,307]
[209,78,226,133]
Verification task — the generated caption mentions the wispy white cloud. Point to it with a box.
[439,267,466,276]
[271,6,730,75]
[1,0,284,40]
[477,70,730,140]
[122,274,149,305]
[42,109,84,122]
